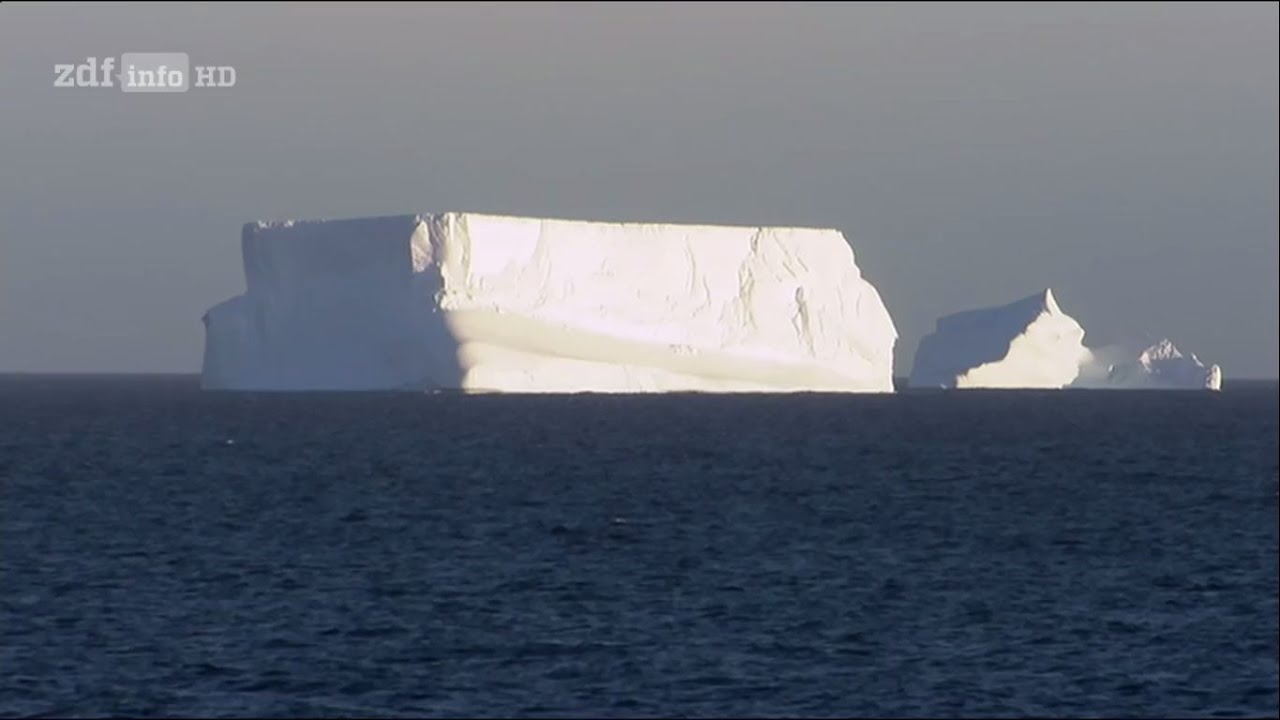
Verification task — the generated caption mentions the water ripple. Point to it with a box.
[0,376,1276,717]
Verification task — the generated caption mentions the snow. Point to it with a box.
[1074,339,1223,391]
[201,212,898,392]
[908,289,1088,389]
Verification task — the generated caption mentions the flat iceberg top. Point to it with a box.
[249,211,845,235]
[204,211,899,393]
[909,288,1087,389]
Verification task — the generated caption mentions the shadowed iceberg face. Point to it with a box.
[201,216,462,391]
[201,212,899,393]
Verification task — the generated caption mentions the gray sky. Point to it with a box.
[2,1,1276,377]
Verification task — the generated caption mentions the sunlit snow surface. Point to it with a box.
[202,213,898,392]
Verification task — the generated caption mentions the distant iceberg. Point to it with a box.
[1074,339,1223,391]
[909,289,1223,391]
[201,212,899,393]
[908,289,1088,389]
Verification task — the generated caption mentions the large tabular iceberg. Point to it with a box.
[201,213,898,392]
[908,289,1088,389]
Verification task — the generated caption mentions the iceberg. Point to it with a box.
[908,289,1088,389]
[909,289,1224,392]
[1075,339,1223,391]
[201,212,899,393]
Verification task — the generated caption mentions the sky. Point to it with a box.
[1,1,1277,378]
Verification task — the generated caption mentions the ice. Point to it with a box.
[908,289,1088,389]
[1075,339,1223,391]
[910,289,1224,391]
[201,212,898,393]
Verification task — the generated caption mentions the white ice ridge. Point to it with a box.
[908,288,1088,389]
[1074,339,1223,391]
[201,212,899,392]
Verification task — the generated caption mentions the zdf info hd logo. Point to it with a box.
[53,54,236,92]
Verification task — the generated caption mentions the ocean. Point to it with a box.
[2,375,1276,717]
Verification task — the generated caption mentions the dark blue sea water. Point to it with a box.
[1,375,1277,718]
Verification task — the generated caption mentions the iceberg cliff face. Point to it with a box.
[202,212,898,392]
[908,289,1087,389]
[1075,339,1223,391]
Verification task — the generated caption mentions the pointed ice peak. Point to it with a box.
[1041,288,1060,314]
[1140,339,1184,364]
[1086,338,1222,391]
[1009,288,1061,316]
